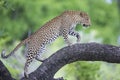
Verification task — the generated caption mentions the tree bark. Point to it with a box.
[20,43,120,80]
[1,43,120,80]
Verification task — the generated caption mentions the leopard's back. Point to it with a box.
[27,16,62,57]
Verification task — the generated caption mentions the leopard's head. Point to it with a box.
[79,12,91,27]
[62,10,91,27]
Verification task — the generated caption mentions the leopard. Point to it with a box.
[1,10,91,78]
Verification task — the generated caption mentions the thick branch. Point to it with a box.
[21,43,120,80]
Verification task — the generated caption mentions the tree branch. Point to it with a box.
[20,42,120,80]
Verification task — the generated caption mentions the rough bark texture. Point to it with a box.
[0,43,120,80]
[20,43,120,80]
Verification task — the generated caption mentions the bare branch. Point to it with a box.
[20,42,120,80]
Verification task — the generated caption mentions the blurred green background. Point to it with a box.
[0,0,120,80]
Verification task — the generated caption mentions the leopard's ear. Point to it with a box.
[80,12,88,17]
[79,12,84,17]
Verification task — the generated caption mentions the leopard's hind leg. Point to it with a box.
[24,46,38,78]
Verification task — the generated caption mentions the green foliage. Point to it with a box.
[96,63,120,80]
[65,62,100,80]
[6,64,20,78]
[0,0,119,45]
[0,0,120,80]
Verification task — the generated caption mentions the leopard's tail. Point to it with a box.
[1,38,30,59]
